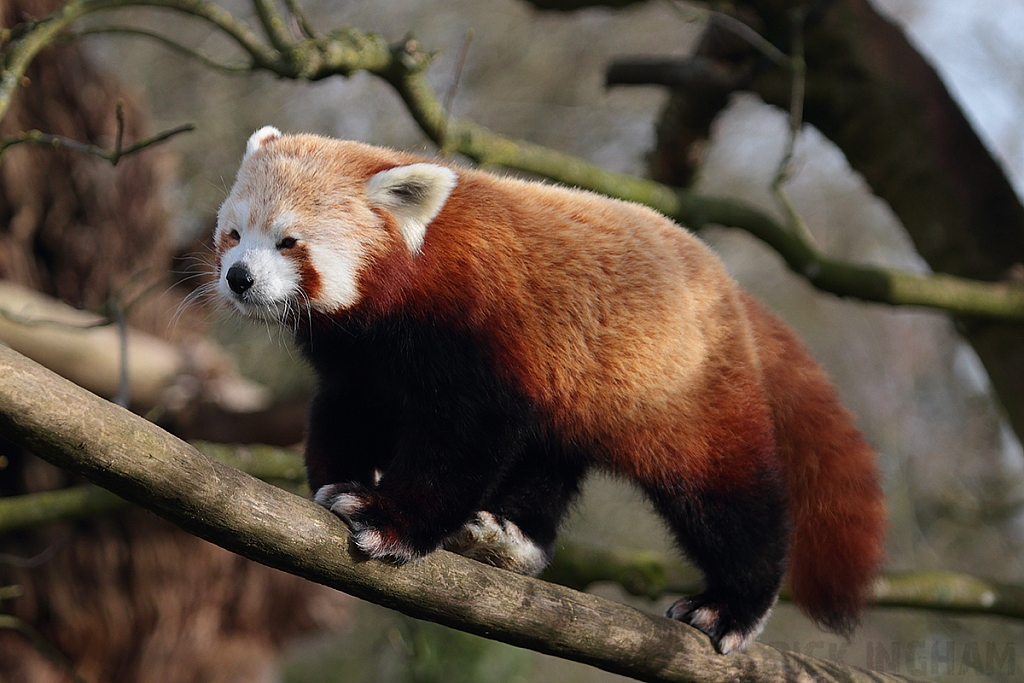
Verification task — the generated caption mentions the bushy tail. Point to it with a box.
[744,295,886,634]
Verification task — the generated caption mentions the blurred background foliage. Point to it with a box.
[95,1,1024,680]
[3,0,1024,681]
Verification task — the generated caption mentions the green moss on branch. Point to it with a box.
[6,0,1021,319]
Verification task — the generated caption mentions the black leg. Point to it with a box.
[648,470,789,654]
[302,314,553,567]
[304,385,397,493]
[445,447,587,575]
[312,385,542,565]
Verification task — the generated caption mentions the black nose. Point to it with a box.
[226,264,254,295]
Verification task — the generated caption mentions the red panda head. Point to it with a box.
[214,127,457,322]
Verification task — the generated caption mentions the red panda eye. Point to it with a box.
[228,229,241,241]
[277,236,298,250]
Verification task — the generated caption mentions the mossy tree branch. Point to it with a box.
[0,344,928,683]
[0,442,306,533]
[544,544,1024,624]
[5,444,1024,627]
[382,50,1024,321]
[555,0,1024,451]
[3,0,1022,319]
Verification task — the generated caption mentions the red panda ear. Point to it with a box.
[365,163,457,253]
[245,126,282,158]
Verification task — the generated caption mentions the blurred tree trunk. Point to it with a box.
[657,0,1024,441]
[541,0,1024,442]
[0,2,342,680]
[0,0,174,327]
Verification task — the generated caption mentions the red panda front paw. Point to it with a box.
[665,594,774,654]
[312,483,421,565]
[313,482,372,518]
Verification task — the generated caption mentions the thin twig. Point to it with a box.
[67,26,254,73]
[443,29,474,120]
[669,1,788,66]
[113,300,130,408]
[251,0,294,51]
[135,0,279,65]
[0,542,64,569]
[114,100,125,155]
[283,0,316,39]
[770,7,817,247]
[0,123,195,165]
[440,28,474,154]
[0,540,65,569]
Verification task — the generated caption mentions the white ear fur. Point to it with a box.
[245,126,282,158]
[365,163,457,253]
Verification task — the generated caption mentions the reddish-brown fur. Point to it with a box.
[220,133,885,637]
[743,295,886,630]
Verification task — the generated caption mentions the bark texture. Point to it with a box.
[0,343,930,683]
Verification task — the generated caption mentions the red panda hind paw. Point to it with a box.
[443,511,549,576]
[665,596,773,655]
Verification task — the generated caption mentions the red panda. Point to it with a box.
[214,126,886,654]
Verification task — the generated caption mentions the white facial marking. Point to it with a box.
[221,199,250,233]
[271,210,298,238]
[306,233,364,312]
[365,163,457,253]
[216,219,300,320]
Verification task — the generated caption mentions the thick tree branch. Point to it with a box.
[545,544,1024,623]
[0,344,926,683]
[4,476,1024,626]
[0,442,306,533]
[7,1,1021,319]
